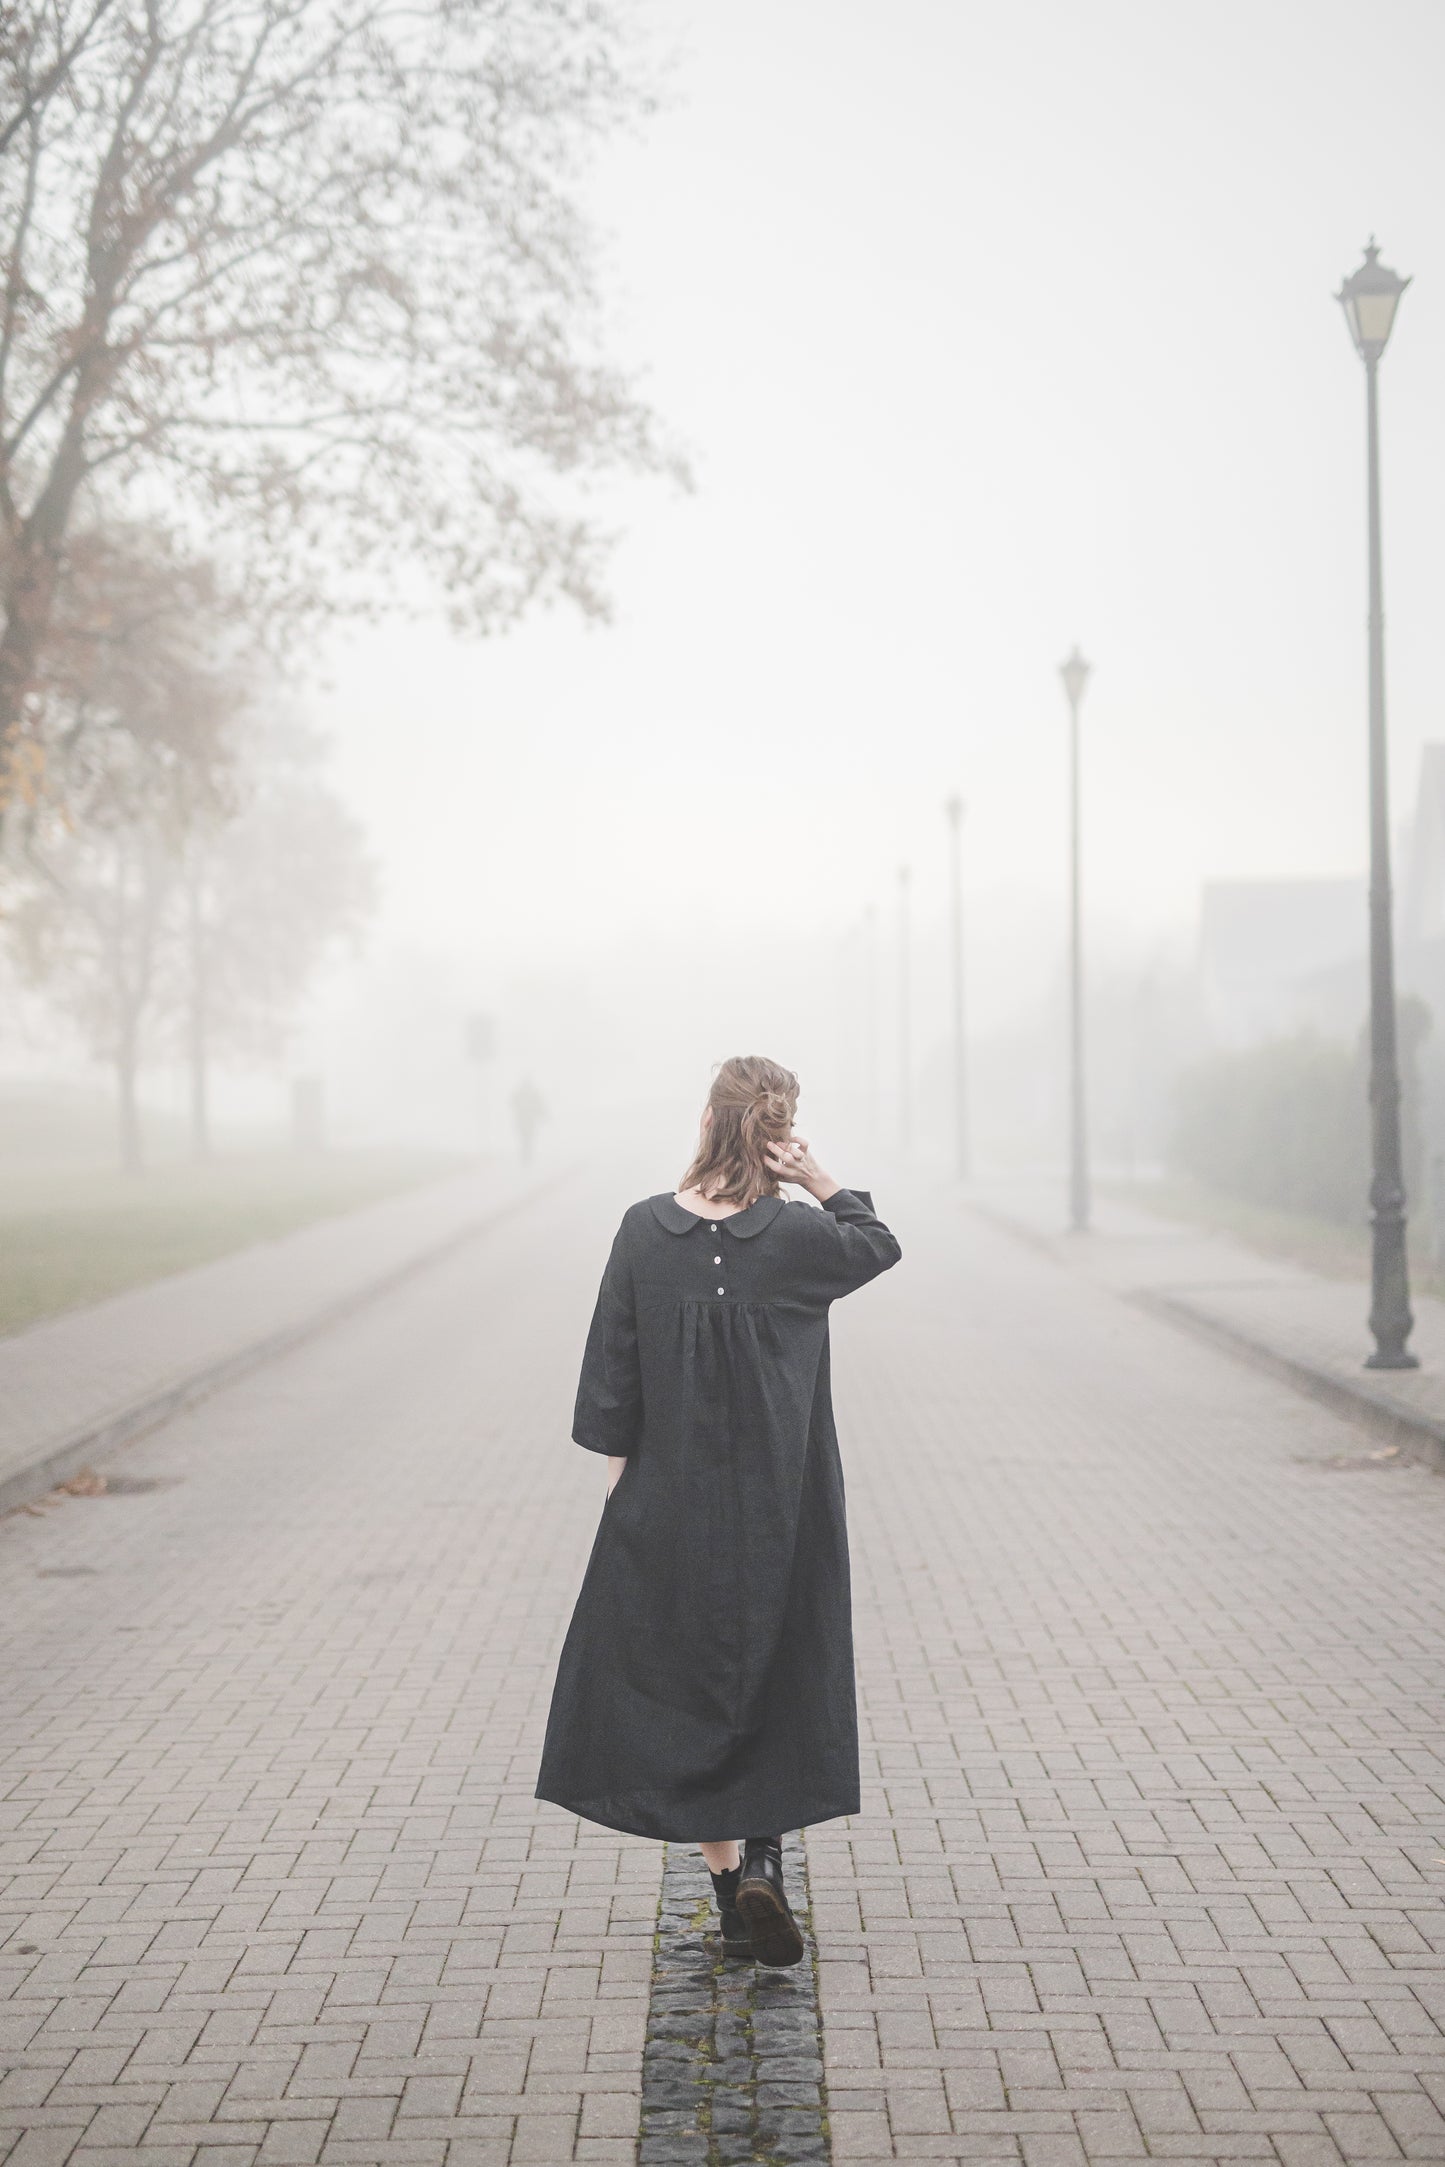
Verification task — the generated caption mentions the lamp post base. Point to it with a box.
[1367,1199,1416,1370]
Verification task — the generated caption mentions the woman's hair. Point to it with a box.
[678,1054,800,1207]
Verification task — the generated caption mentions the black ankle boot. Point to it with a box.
[736,1835,804,1968]
[708,1864,752,1958]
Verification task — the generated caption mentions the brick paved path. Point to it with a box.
[819,1192,1445,2165]
[1,1177,656,2167]
[3,1175,1445,2166]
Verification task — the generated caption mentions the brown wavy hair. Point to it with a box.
[678,1055,800,1208]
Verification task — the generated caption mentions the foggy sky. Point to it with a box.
[302,0,1445,1127]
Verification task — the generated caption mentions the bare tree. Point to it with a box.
[179,724,376,1155]
[12,518,242,822]
[0,0,677,785]
[10,734,191,1170]
[9,702,374,1169]
[5,518,246,1167]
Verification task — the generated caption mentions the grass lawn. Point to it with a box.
[1102,1174,1445,1302]
[0,1148,472,1335]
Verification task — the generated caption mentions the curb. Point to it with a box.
[0,1172,563,1518]
[1130,1285,1445,1475]
[971,1199,1445,1478]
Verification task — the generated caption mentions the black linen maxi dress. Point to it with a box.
[535,1186,901,1841]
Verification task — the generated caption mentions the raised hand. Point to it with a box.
[764,1135,840,1203]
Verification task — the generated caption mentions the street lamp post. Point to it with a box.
[1337,238,1418,1369]
[897,864,912,1155]
[1059,647,1091,1233]
[945,796,969,1178]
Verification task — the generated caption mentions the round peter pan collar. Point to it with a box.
[648,1193,786,1239]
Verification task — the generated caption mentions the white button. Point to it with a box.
[717,1286,725,1295]
[709,1223,718,1232]
[713,1255,722,1265]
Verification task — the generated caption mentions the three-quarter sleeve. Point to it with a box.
[572,1222,643,1456]
[801,1187,902,1300]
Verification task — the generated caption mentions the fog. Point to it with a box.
[9,0,1445,1188]
[290,0,1445,1167]
[8,3,1445,2128]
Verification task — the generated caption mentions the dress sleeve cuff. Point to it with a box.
[822,1187,874,1214]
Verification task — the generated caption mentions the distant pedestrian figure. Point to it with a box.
[510,1076,547,1163]
[535,1055,901,1966]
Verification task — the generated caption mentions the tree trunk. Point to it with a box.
[0,366,110,765]
[0,542,62,763]
[116,1023,143,1176]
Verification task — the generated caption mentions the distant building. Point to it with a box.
[1198,878,1364,1046]
[1195,743,1445,1051]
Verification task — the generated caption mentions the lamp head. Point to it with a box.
[1059,646,1091,709]
[1337,238,1410,363]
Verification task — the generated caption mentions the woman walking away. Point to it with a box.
[535,1055,901,1967]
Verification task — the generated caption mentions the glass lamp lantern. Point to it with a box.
[1337,240,1411,363]
[1059,647,1091,708]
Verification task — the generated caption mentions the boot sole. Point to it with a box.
[736,1880,805,1968]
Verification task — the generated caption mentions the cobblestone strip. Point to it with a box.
[642,1835,829,2166]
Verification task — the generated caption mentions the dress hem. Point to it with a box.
[533,1781,861,1843]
